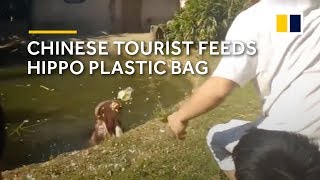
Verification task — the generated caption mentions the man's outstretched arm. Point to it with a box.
[167,76,238,139]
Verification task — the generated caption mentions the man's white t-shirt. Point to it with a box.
[212,0,320,139]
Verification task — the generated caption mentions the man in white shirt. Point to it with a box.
[167,0,320,179]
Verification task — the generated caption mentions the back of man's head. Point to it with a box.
[233,129,320,180]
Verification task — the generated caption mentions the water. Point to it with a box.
[0,54,193,170]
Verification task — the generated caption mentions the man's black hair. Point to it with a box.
[233,128,320,180]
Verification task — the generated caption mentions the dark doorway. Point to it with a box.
[121,0,142,33]
[0,0,31,37]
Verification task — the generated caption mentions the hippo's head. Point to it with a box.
[110,100,122,113]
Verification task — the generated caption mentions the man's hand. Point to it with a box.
[165,77,237,140]
[167,112,188,140]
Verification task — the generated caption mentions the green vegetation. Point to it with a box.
[165,0,251,41]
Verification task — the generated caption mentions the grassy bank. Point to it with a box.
[3,81,260,180]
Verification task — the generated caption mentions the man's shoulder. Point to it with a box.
[234,2,265,25]
[227,2,269,40]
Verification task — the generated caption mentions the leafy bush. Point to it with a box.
[165,0,251,42]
